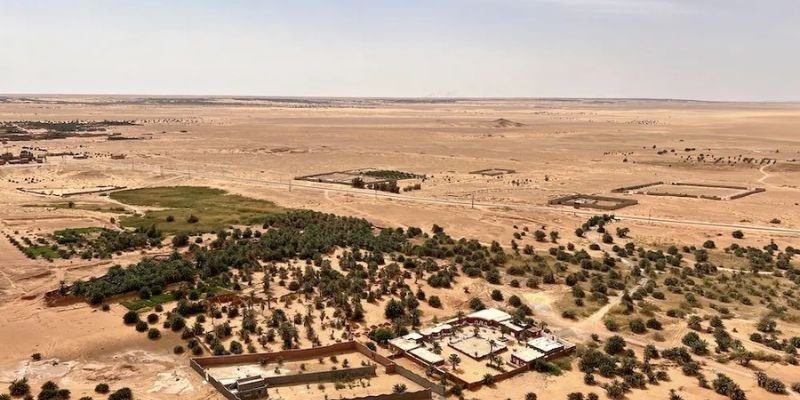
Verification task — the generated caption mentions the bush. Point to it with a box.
[428,296,442,308]
[108,387,133,400]
[147,328,161,340]
[9,378,30,397]
[646,318,662,330]
[95,384,110,394]
[135,320,148,332]
[604,335,626,355]
[629,319,647,334]
[491,289,503,301]
[604,319,619,332]
[186,215,199,224]
[123,310,139,324]
[469,297,485,311]
[172,234,189,247]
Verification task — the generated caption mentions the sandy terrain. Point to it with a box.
[1,96,799,400]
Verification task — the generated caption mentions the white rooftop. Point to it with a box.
[419,323,453,336]
[403,332,423,341]
[409,347,444,365]
[468,308,513,323]
[528,336,564,353]
[512,347,545,363]
[389,337,421,352]
[501,320,526,332]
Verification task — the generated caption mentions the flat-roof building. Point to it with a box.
[403,332,424,342]
[511,348,545,367]
[465,308,515,329]
[419,323,453,338]
[227,375,267,400]
[388,337,421,353]
[409,347,445,366]
[527,336,564,355]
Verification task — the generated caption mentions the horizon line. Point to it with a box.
[2,93,800,104]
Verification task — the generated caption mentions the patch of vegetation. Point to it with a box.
[121,292,176,311]
[111,186,283,234]
[23,245,61,260]
[71,254,195,304]
[52,226,162,259]
[361,170,422,180]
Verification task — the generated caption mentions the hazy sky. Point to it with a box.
[1,0,798,100]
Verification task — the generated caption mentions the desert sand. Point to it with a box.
[1,96,799,400]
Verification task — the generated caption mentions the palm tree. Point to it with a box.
[208,303,217,327]
[432,341,442,355]
[263,277,274,310]
[448,353,461,371]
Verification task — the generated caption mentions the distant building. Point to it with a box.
[466,308,513,326]
[388,336,421,354]
[409,347,445,366]
[419,323,453,339]
[227,375,267,400]
[511,347,545,367]
[527,336,564,356]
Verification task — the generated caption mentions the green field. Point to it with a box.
[110,186,284,234]
[121,293,175,311]
[24,245,61,259]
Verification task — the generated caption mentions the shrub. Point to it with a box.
[172,234,189,247]
[491,289,503,301]
[95,384,110,394]
[469,297,485,311]
[148,328,161,340]
[428,296,442,308]
[108,388,133,400]
[646,318,662,330]
[123,311,139,324]
[629,319,647,334]
[604,335,626,355]
[604,319,619,332]
[9,378,31,397]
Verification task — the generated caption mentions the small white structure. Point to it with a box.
[409,347,445,366]
[467,308,513,325]
[419,323,453,338]
[527,336,564,355]
[511,347,545,366]
[388,337,420,353]
[403,332,424,342]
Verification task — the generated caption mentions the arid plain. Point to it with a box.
[1,96,799,400]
